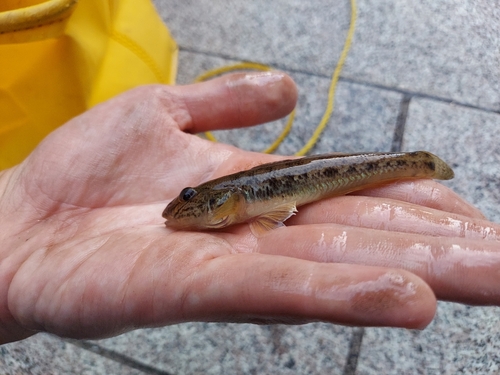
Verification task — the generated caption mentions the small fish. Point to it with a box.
[163,151,454,235]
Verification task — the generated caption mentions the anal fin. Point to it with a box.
[249,202,297,236]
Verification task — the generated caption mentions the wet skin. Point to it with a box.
[0,72,499,345]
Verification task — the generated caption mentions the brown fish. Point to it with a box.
[163,151,454,235]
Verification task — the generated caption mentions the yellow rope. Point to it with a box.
[194,0,357,156]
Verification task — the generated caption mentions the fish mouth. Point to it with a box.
[161,206,171,219]
[163,217,181,229]
[162,198,179,219]
[164,218,200,230]
[164,216,229,231]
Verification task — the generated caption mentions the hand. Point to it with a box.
[1,72,499,345]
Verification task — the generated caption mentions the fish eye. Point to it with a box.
[179,187,197,201]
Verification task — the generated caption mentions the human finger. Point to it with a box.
[180,253,436,329]
[251,224,500,305]
[287,195,500,240]
[352,180,485,219]
[170,71,297,133]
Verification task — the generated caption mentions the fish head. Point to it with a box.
[163,185,243,231]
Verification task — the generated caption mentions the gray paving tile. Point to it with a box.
[0,333,144,375]
[357,303,500,375]
[176,50,402,155]
[155,0,350,75]
[346,0,500,111]
[356,96,500,374]
[155,0,500,111]
[94,323,351,374]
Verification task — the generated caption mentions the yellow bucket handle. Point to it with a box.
[0,0,77,43]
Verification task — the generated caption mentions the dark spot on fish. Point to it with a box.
[321,167,339,178]
[346,166,358,174]
[396,159,406,167]
[209,198,216,209]
[426,161,436,171]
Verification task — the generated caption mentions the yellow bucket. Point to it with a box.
[0,0,178,169]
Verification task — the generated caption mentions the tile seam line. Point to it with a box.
[64,338,175,375]
[342,327,365,375]
[178,46,500,115]
[391,94,412,152]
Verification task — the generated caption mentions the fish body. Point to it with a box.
[163,151,454,234]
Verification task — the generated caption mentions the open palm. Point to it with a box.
[1,72,499,345]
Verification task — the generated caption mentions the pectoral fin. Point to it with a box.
[249,202,297,236]
[211,193,241,228]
